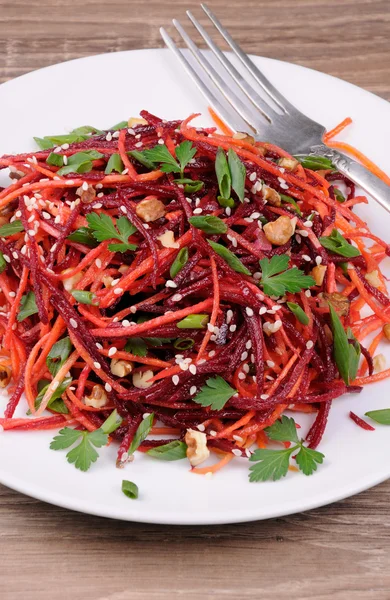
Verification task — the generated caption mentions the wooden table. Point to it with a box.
[1,1,390,598]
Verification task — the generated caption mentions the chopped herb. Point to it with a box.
[128,413,154,455]
[109,120,128,131]
[287,301,310,325]
[105,153,124,175]
[217,196,235,208]
[296,155,333,170]
[57,150,104,176]
[46,336,72,376]
[70,125,104,136]
[70,290,98,305]
[122,480,139,499]
[333,187,345,202]
[228,148,246,202]
[147,440,188,461]
[0,220,24,237]
[192,375,237,410]
[34,137,54,150]
[67,227,98,247]
[177,314,209,329]
[175,140,197,175]
[101,409,123,435]
[17,291,38,322]
[365,409,390,425]
[46,152,64,167]
[86,213,137,253]
[128,150,156,170]
[259,255,315,296]
[249,416,324,482]
[33,377,72,414]
[208,240,251,275]
[0,251,7,273]
[124,338,148,357]
[188,215,227,234]
[280,193,302,216]
[50,410,122,471]
[319,229,360,258]
[215,147,232,200]
[142,141,196,176]
[328,304,360,384]
[173,178,204,194]
[173,338,194,350]
[170,247,188,279]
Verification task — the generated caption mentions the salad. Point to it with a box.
[0,109,389,497]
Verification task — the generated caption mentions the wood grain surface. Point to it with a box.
[1,1,390,599]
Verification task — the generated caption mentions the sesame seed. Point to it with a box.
[197,424,205,432]
[302,254,311,262]
[93,203,103,209]
[315,256,323,265]
[295,234,302,244]
[225,207,231,216]
[209,430,217,437]
[243,364,250,373]
[82,181,89,191]
[249,172,257,182]
[244,217,254,223]
[304,220,313,228]
[241,351,248,361]
[245,307,254,317]
[172,294,182,302]
[208,350,216,357]
[42,211,51,220]
[189,364,197,375]
[253,272,262,281]
[260,393,270,400]
[96,183,103,189]
[229,324,237,333]
[207,323,214,333]
[246,340,252,350]
[297,229,309,237]
[233,435,244,442]
[15,211,22,218]
[69,318,78,328]
[273,320,282,332]
[135,141,143,148]
[158,138,165,145]
[93,362,101,369]
[172,375,180,385]
[128,128,135,135]
[106,132,112,141]
[122,320,130,327]
[232,449,242,457]
[266,360,275,368]
[9,291,16,298]
[113,288,123,295]
[306,340,314,349]
[250,212,260,219]
[120,205,127,214]
[105,383,112,392]
[165,280,177,289]
[226,310,233,324]
[52,381,59,390]
[66,180,75,185]
[267,309,276,315]
[245,448,252,458]
[12,251,18,259]
[28,230,36,236]
[193,207,203,214]
[305,290,311,298]
[259,307,267,315]
[95,259,102,268]
[190,386,197,395]
[238,372,246,380]
[95,342,103,350]
[108,347,117,357]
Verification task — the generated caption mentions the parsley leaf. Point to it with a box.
[33,377,71,414]
[143,141,196,176]
[365,409,390,425]
[50,410,122,471]
[192,376,237,410]
[67,227,97,247]
[295,445,324,475]
[208,240,251,275]
[228,148,246,202]
[249,447,295,482]
[57,150,104,176]
[147,440,188,461]
[249,416,325,482]
[128,413,154,456]
[86,213,137,253]
[296,155,333,170]
[17,291,38,322]
[124,337,148,357]
[265,415,299,444]
[259,255,315,296]
[173,178,204,194]
[0,220,24,237]
[319,229,360,258]
[188,215,227,234]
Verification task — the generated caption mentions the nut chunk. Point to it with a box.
[263,215,295,246]
[184,429,210,467]
[84,385,108,408]
[135,196,165,223]
[311,265,327,286]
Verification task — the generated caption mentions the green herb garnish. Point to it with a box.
[122,480,139,499]
[128,413,154,456]
[296,155,333,170]
[328,304,360,384]
[67,227,98,247]
[147,440,188,461]
[208,240,251,275]
[173,178,204,194]
[173,338,194,350]
[286,302,309,325]
[56,150,104,176]
[70,290,98,305]
[215,147,232,201]
[192,376,237,410]
[259,255,315,296]
[365,409,390,425]
[0,220,24,237]
[17,291,38,322]
[46,152,64,167]
[176,314,209,329]
[142,141,196,176]
[46,336,72,376]
[33,377,71,414]
[249,416,324,482]
[0,251,7,274]
[86,213,137,253]
[105,153,124,175]
[188,215,227,234]
[170,247,188,279]
[228,148,246,202]
[319,229,360,258]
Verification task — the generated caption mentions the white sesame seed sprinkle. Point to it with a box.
[165,280,177,289]
[95,259,102,268]
[12,251,18,259]
[246,340,252,349]
[209,430,217,437]
[306,340,314,349]
[302,254,311,262]
[105,383,112,392]
[9,291,16,298]
[315,256,323,265]
[232,449,242,457]
[95,342,103,350]
[93,361,101,370]
[190,386,197,395]
[249,172,257,182]
[305,290,312,297]
[135,141,143,148]
[297,229,309,237]
[120,205,127,214]
[259,307,267,315]
[108,347,117,357]
[238,372,246,380]
[208,350,216,357]
[172,375,180,385]
[122,320,130,327]
[172,294,182,302]
[229,324,237,332]
[193,207,203,214]
[233,435,244,442]
[241,351,248,361]
[114,287,123,295]
[245,307,254,317]
[189,364,197,375]
[69,318,78,328]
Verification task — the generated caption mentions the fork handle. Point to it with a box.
[310,144,390,213]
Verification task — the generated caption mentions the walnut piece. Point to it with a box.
[323,292,350,317]
[262,185,281,207]
[184,429,210,467]
[110,359,133,377]
[132,370,154,389]
[128,117,148,127]
[311,265,327,286]
[84,384,108,408]
[263,215,295,245]
[135,196,165,223]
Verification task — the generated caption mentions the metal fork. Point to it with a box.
[160,4,390,212]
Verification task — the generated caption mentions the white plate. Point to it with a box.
[1,48,390,525]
